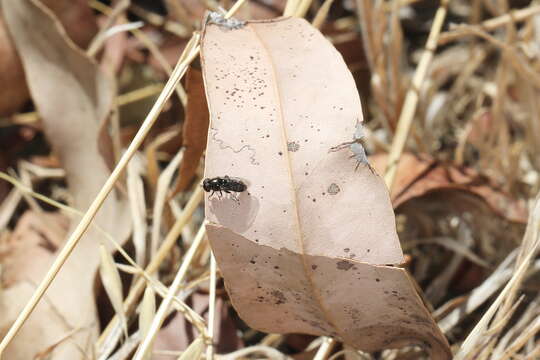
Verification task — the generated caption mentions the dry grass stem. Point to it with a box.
[0,32,201,357]
[2,1,540,359]
[139,287,156,340]
[90,0,188,106]
[0,188,22,231]
[454,195,540,359]
[87,0,130,57]
[124,2,191,37]
[132,224,207,360]
[205,254,218,360]
[383,0,450,191]
[127,154,148,266]
[284,0,300,16]
[96,186,203,355]
[99,244,128,338]
[439,4,540,45]
[0,83,165,128]
[178,337,204,360]
[216,346,295,360]
[150,150,183,257]
[313,337,336,360]
[312,0,335,29]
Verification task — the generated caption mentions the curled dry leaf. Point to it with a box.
[0,0,97,116]
[0,211,69,287]
[39,0,98,48]
[201,17,451,358]
[172,64,210,196]
[1,0,131,358]
[0,14,29,116]
[370,153,528,223]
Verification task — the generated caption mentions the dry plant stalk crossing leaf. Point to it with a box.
[201,17,451,358]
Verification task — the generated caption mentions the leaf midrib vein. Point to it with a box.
[248,21,345,340]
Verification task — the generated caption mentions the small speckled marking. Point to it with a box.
[287,141,300,152]
[328,183,340,195]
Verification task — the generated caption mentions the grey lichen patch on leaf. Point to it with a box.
[207,12,246,30]
[201,17,451,358]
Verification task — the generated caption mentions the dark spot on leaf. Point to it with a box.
[311,265,318,270]
[271,290,286,305]
[287,141,300,152]
[328,183,340,195]
[337,260,354,271]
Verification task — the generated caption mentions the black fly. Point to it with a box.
[203,176,247,201]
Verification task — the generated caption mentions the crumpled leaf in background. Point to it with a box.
[153,293,242,359]
[1,211,69,287]
[370,153,528,223]
[171,64,210,195]
[0,14,29,116]
[40,0,98,48]
[0,0,131,358]
[202,17,451,358]
[0,0,97,116]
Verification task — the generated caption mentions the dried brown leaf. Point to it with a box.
[0,14,29,116]
[0,0,131,358]
[40,0,98,48]
[172,65,210,195]
[370,153,528,223]
[0,0,97,116]
[201,17,450,358]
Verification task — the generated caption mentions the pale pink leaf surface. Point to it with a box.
[201,18,450,358]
